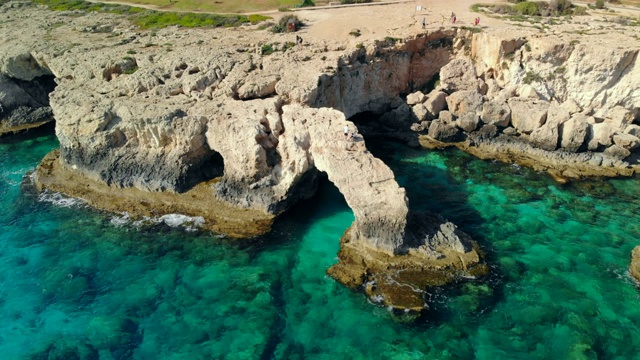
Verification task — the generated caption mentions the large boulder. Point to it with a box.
[605,105,635,129]
[406,91,426,105]
[507,98,549,134]
[518,84,540,99]
[604,144,631,160]
[438,110,455,124]
[631,246,640,282]
[560,116,589,152]
[446,90,483,117]
[438,58,478,93]
[587,122,614,151]
[481,101,511,127]
[562,99,582,115]
[613,133,640,150]
[423,90,447,118]
[456,113,480,133]
[429,120,461,142]
[530,123,559,151]
[475,124,498,140]
[412,104,428,122]
[546,101,571,126]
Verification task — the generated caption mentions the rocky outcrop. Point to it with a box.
[1,4,488,313]
[631,246,640,282]
[7,1,640,312]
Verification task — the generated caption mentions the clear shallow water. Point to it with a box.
[1,130,640,359]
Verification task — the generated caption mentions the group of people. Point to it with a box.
[423,13,480,27]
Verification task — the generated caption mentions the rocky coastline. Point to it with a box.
[2,1,639,311]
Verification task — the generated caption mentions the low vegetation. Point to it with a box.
[340,0,372,3]
[472,0,588,17]
[31,0,271,29]
[271,14,302,33]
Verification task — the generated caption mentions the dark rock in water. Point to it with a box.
[429,120,462,142]
[327,212,487,314]
[631,246,640,282]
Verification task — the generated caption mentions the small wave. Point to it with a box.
[159,214,205,231]
[110,212,205,232]
[38,191,87,208]
[110,212,132,227]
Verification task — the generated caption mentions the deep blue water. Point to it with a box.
[1,128,640,359]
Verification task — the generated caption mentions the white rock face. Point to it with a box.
[472,32,639,115]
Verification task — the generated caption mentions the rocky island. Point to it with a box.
[1,0,639,312]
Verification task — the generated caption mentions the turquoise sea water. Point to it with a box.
[1,128,640,359]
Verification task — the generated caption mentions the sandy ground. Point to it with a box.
[287,0,640,47]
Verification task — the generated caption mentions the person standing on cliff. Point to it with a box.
[343,125,349,140]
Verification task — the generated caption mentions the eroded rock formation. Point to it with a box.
[5,1,639,311]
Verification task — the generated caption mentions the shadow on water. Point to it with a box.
[0,121,56,145]
[364,137,509,326]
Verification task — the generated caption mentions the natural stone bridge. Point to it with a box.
[2,2,638,311]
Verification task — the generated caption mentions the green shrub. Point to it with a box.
[595,0,605,9]
[32,0,271,29]
[572,5,588,15]
[261,44,275,55]
[248,14,270,24]
[523,71,542,84]
[514,1,541,16]
[123,66,138,75]
[301,0,315,7]
[355,43,364,49]
[272,14,302,33]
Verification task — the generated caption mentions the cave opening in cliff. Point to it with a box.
[180,148,225,192]
[1,73,58,135]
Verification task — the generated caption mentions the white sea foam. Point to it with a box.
[109,213,205,232]
[38,191,87,208]
[110,212,132,227]
[159,214,205,231]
